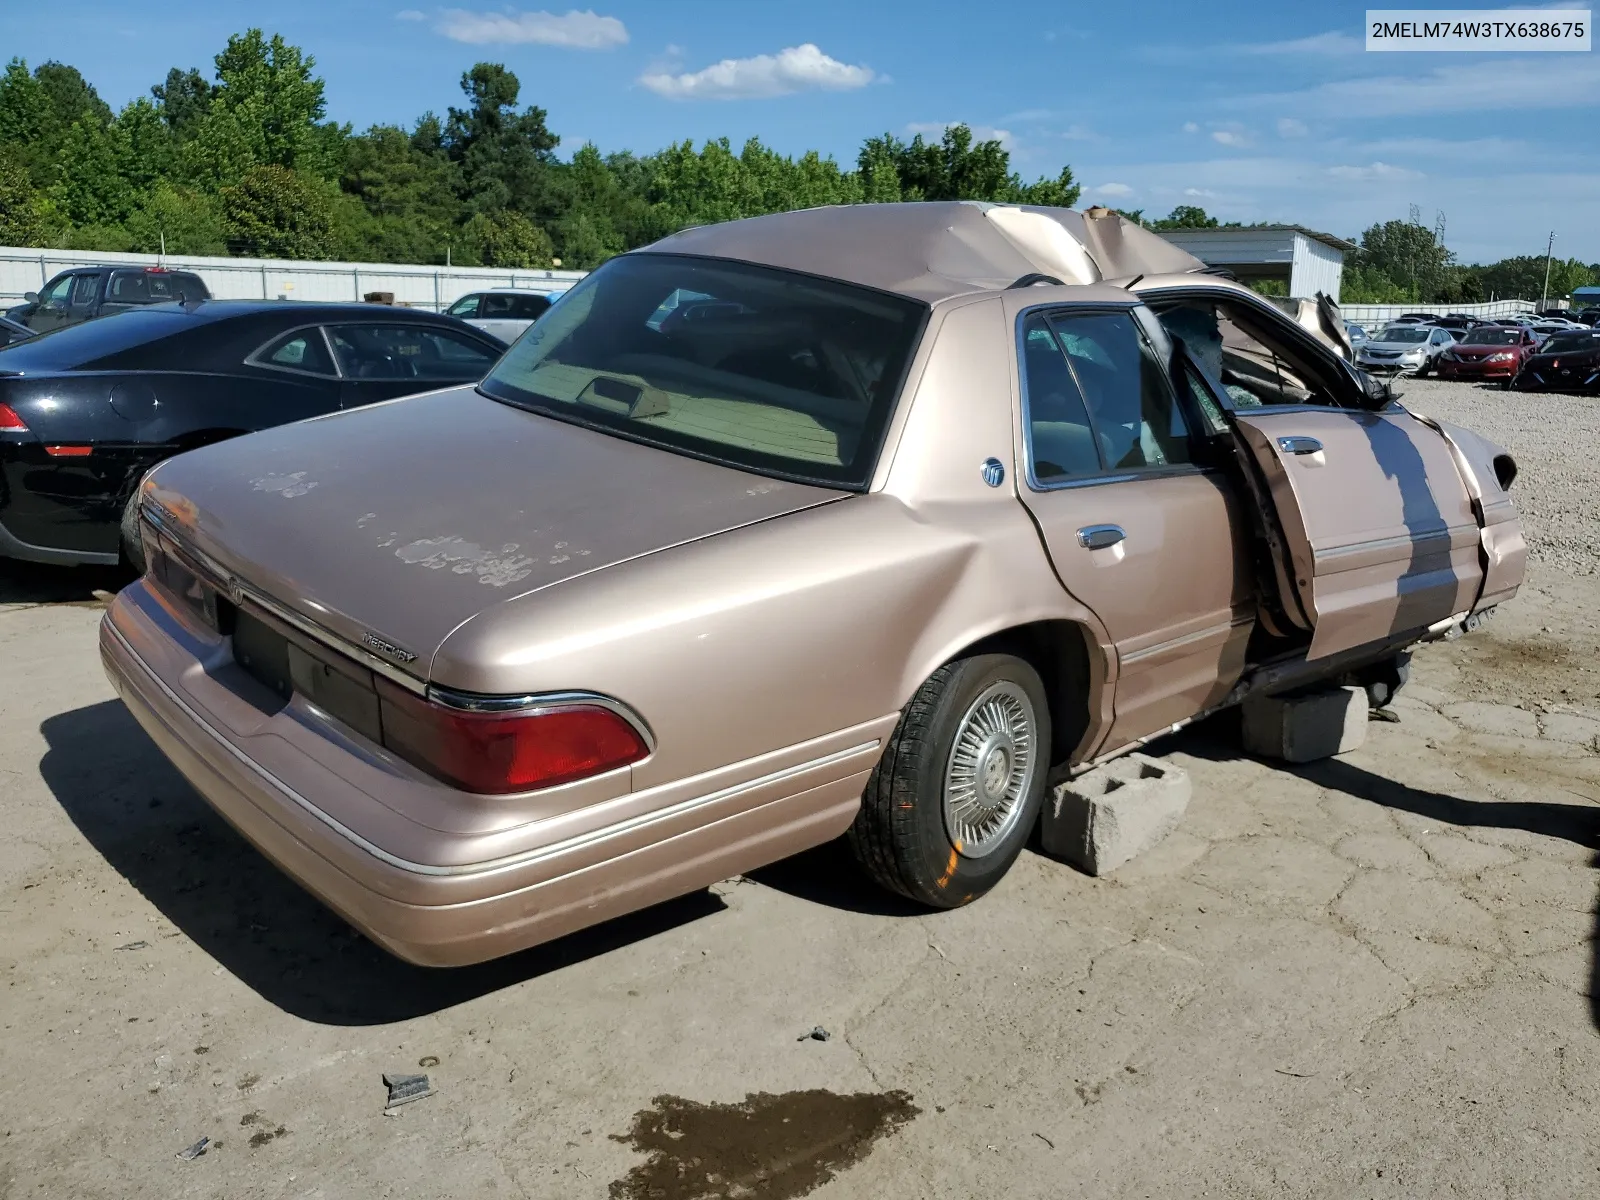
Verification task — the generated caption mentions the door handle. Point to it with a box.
[1277,436,1323,455]
[1077,524,1126,550]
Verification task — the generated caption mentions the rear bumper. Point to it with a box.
[0,515,120,565]
[100,583,884,966]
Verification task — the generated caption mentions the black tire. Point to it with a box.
[118,487,146,575]
[848,653,1052,909]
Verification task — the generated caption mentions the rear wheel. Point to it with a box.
[849,653,1051,908]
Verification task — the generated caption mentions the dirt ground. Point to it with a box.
[1,378,1596,1199]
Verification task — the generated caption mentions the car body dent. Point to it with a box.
[99,203,1524,965]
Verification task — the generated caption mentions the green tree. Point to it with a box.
[0,153,47,244]
[123,181,227,254]
[855,136,903,203]
[151,67,214,140]
[114,97,175,195]
[339,121,460,261]
[184,30,335,188]
[1474,254,1595,303]
[1346,218,1454,303]
[0,60,51,185]
[443,63,561,221]
[0,58,112,189]
[49,117,131,226]
[1154,205,1219,230]
[221,163,334,257]
[461,209,554,268]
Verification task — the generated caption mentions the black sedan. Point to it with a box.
[0,315,34,348]
[0,301,506,568]
[1511,328,1600,395]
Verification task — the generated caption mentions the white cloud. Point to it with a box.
[1231,30,1362,56]
[1211,129,1252,147]
[1277,117,1308,138]
[905,121,1017,151]
[999,108,1054,123]
[1059,123,1096,141]
[1326,161,1424,181]
[396,8,426,20]
[1184,187,1217,198]
[1238,55,1600,117]
[1352,135,1527,158]
[640,43,875,100]
[1089,182,1135,198]
[436,8,628,49]
[1182,121,1200,133]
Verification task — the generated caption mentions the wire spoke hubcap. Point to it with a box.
[942,680,1037,859]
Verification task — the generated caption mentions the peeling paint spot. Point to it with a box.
[394,535,535,586]
[356,513,378,528]
[379,532,398,547]
[745,481,783,495]
[251,471,318,498]
[578,549,592,556]
[548,554,570,564]
[554,541,568,549]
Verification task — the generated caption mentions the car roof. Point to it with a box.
[634,201,1208,304]
[124,299,473,325]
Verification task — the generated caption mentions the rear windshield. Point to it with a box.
[479,253,926,489]
[109,271,206,303]
[1540,333,1600,354]
[1462,329,1520,345]
[1379,326,1429,343]
[0,308,191,370]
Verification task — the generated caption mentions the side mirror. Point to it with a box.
[23,292,38,304]
[1356,369,1397,410]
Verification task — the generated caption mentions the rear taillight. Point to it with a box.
[0,403,27,432]
[376,680,649,794]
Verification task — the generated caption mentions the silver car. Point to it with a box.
[1354,324,1455,376]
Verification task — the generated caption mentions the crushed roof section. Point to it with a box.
[636,202,1208,303]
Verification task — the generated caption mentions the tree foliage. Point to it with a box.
[3,29,1582,306]
[220,164,334,258]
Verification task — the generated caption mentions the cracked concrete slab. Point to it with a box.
[2,379,1597,1198]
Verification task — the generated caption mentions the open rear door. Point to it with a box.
[1228,407,1485,660]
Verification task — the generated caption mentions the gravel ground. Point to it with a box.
[0,378,1595,1199]
[1400,378,1600,576]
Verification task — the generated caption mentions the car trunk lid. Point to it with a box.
[142,386,846,680]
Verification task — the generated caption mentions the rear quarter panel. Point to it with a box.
[435,296,1116,792]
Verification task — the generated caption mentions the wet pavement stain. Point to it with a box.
[608,1088,919,1200]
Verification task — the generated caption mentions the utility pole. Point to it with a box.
[1539,230,1555,311]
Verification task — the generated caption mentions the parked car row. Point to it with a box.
[0,302,509,567]
[67,202,1527,966]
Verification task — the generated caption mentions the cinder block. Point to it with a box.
[1040,753,1191,876]
[1242,685,1368,764]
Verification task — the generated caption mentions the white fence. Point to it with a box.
[1341,299,1539,329]
[0,246,590,311]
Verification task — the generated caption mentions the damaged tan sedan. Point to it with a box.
[100,203,1525,965]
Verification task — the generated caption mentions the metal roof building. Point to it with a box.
[1157,225,1356,302]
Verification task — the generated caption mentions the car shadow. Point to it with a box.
[37,700,727,1026]
[1167,722,1599,1031]
[0,559,133,606]
[746,840,930,918]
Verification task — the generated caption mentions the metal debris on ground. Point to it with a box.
[114,940,149,951]
[382,1072,435,1109]
[1370,708,1402,724]
[175,1136,210,1161]
[797,1026,831,1042]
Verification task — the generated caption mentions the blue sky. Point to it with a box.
[4,0,1597,263]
